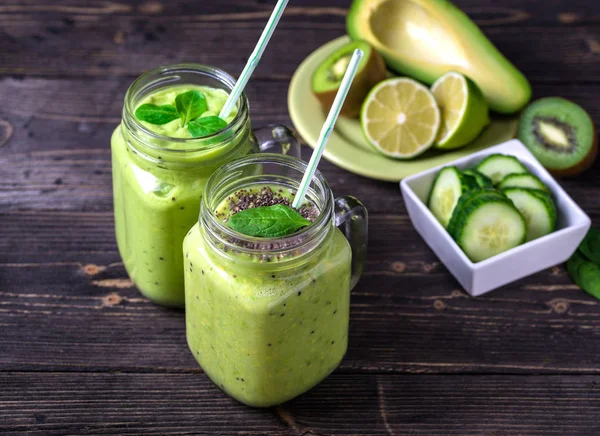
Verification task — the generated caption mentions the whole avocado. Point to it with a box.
[346,0,531,114]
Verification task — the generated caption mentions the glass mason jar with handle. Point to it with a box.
[111,64,300,307]
[183,154,368,407]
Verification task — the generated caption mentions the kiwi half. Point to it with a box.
[311,40,386,118]
[518,97,597,176]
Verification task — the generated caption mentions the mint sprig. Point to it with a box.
[227,204,311,238]
[175,90,208,127]
[134,90,228,138]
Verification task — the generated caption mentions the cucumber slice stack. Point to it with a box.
[427,154,558,262]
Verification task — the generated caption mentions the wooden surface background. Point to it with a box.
[1,0,600,434]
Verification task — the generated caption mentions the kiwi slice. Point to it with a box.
[311,40,386,118]
[518,97,598,177]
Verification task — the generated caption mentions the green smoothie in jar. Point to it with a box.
[112,64,298,307]
[183,154,368,407]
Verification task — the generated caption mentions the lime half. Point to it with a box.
[361,78,441,159]
[431,72,490,149]
[431,72,490,150]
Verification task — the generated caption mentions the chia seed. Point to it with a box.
[218,186,318,222]
[213,186,321,259]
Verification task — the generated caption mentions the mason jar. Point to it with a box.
[111,64,299,307]
[183,154,368,407]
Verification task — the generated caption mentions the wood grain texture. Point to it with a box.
[0,78,599,215]
[0,241,598,374]
[0,1,600,81]
[2,373,600,435]
[2,0,600,434]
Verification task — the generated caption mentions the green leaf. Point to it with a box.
[175,90,208,126]
[188,116,228,138]
[567,250,600,300]
[228,204,312,238]
[134,104,178,125]
[579,227,600,264]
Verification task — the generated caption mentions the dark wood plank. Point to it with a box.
[1,78,599,216]
[1,240,598,374]
[0,0,598,26]
[2,144,598,216]
[2,372,600,435]
[2,78,600,154]
[0,1,599,82]
[2,0,600,433]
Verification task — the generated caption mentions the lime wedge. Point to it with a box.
[360,78,441,159]
[431,72,490,150]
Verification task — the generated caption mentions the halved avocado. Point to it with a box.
[347,0,531,114]
[311,40,387,118]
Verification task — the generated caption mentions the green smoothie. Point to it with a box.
[112,84,255,306]
[183,185,352,407]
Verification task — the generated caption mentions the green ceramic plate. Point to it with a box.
[288,36,519,182]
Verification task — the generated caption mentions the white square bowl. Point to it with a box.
[400,139,591,297]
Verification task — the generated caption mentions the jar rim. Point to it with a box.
[200,153,334,257]
[122,63,249,153]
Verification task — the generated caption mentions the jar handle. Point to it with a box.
[334,196,368,290]
[253,125,302,159]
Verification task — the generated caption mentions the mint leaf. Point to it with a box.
[567,250,600,300]
[227,204,311,238]
[188,116,228,138]
[175,90,208,126]
[579,227,600,264]
[135,104,178,125]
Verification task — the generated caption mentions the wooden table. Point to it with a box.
[2,0,600,434]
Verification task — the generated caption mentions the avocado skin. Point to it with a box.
[346,0,531,114]
[312,44,387,118]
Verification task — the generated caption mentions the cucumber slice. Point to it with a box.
[497,173,549,193]
[475,154,529,185]
[451,190,526,262]
[448,188,506,237]
[428,166,478,228]
[463,169,493,188]
[502,188,557,241]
